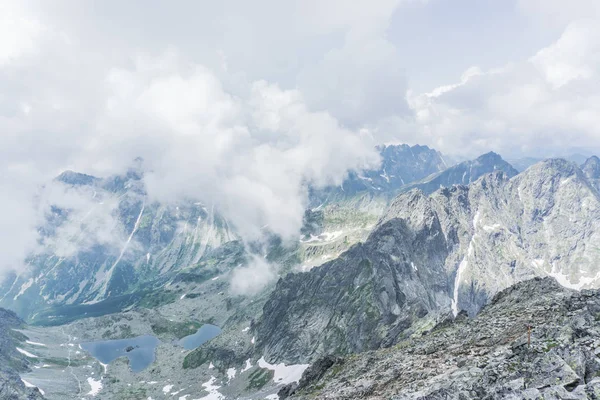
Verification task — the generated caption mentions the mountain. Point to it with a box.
[582,156,600,191]
[1,146,522,327]
[401,151,519,194]
[257,205,451,363]
[0,166,238,323]
[309,144,448,204]
[255,158,600,364]
[0,144,446,325]
[297,149,517,272]
[283,277,600,399]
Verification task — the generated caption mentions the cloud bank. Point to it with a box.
[0,0,599,285]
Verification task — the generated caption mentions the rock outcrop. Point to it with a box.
[289,277,600,399]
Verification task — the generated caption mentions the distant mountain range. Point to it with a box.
[2,144,600,399]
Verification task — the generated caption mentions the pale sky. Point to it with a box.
[0,0,599,273]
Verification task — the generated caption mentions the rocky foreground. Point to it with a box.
[0,308,44,400]
[283,277,600,399]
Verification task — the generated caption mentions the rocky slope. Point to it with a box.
[583,156,600,191]
[256,211,451,364]
[0,165,237,323]
[309,144,448,205]
[285,277,600,400]
[0,308,45,400]
[298,150,518,272]
[256,158,600,365]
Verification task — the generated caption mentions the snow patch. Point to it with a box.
[99,362,108,374]
[473,211,481,228]
[197,376,225,400]
[180,294,186,300]
[208,362,214,369]
[452,239,474,317]
[87,377,102,396]
[482,224,502,232]
[16,348,38,358]
[163,384,174,394]
[242,327,250,333]
[257,357,310,385]
[22,379,45,395]
[547,262,600,290]
[241,359,253,372]
[300,230,344,243]
[25,340,46,347]
[227,367,237,381]
[531,259,545,269]
[14,278,34,300]
[265,395,279,400]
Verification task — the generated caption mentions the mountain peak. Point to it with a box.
[400,151,518,195]
[532,158,578,176]
[476,151,501,160]
[582,156,600,177]
[55,170,100,186]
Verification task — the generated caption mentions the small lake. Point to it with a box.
[178,324,221,350]
[80,335,160,373]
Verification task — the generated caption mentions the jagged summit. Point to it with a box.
[582,156,600,191]
[400,151,518,195]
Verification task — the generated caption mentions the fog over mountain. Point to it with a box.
[1,0,599,278]
[1,1,600,399]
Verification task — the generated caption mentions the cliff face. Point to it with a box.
[256,210,451,364]
[256,158,600,365]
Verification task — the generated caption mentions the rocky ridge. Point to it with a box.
[401,151,519,195]
[256,158,600,365]
[285,277,600,399]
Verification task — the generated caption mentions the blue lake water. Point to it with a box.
[178,324,221,350]
[80,335,160,373]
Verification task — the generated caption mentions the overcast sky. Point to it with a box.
[1,0,599,274]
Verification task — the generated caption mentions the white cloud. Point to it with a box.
[38,182,126,258]
[517,0,600,27]
[406,18,600,158]
[0,2,43,65]
[230,255,277,295]
[0,2,385,276]
[0,0,599,286]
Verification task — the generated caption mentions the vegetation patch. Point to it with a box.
[151,320,202,340]
[182,349,210,369]
[246,368,274,390]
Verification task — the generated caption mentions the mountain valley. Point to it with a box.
[2,146,600,399]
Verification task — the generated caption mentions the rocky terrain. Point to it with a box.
[284,277,600,399]
[297,149,519,272]
[583,156,600,191]
[4,149,600,400]
[0,308,45,400]
[256,157,600,365]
